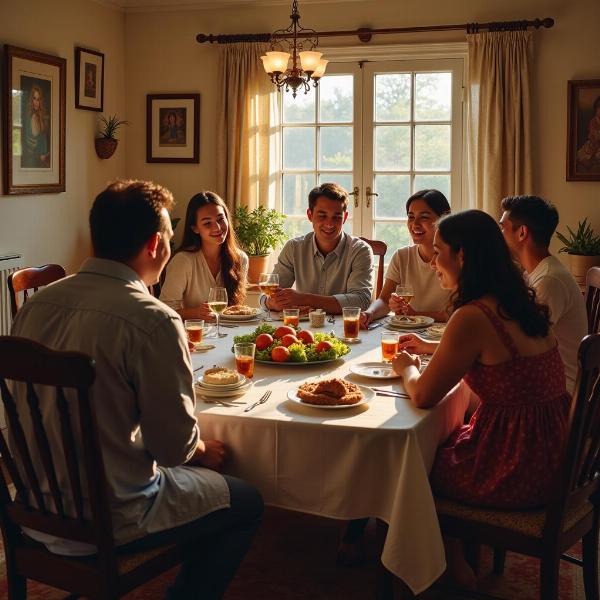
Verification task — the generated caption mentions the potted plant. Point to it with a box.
[556,217,600,286]
[234,206,287,283]
[95,114,128,159]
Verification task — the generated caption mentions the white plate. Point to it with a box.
[349,362,401,379]
[286,384,374,409]
[197,374,247,390]
[385,316,434,330]
[195,380,253,398]
[220,309,264,322]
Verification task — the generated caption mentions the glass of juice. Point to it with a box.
[381,332,400,362]
[283,308,300,328]
[234,342,256,379]
[259,272,280,322]
[394,285,414,315]
[185,319,204,349]
[342,307,361,340]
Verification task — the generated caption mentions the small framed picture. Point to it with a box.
[3,45,66,195]
[146,93,200,163]
[75,47,104,111]
[567,79,600,181]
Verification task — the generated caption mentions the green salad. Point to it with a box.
[233,324,350,363]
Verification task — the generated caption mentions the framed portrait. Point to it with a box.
[567,79,600,181]
[75,47,104,111]
[146,93,200,163]
[3,45,66,194]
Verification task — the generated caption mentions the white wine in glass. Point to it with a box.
[394,285,414,315]
[259,273,279,321]
[208,287,228,338]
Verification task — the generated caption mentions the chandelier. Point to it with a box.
[260,0,328,98]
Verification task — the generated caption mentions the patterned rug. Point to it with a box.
[0,507,589,599]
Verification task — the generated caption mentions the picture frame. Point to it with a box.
[567,79,600,181]
[3,45,66,195]
[146,93,200,163]
[75,46,104,111]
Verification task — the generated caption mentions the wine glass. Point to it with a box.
[259,273,279,322]
[394,285,414,315]
[208,287,228,338]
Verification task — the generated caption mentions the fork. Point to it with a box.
[327,314,336,325]
[244,390,272,412]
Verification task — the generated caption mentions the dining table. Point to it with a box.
[191,318,470,595]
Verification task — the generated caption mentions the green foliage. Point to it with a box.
[234,206,287,256]
[98,114,128,140]
[556,218,600,256]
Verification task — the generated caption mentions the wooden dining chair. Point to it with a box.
[433,333,600,600]
[359,238,388,297]
[0,336,181,599]
[586,266,600,334]
[7,264,66,318]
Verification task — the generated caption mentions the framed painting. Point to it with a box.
[567,79,600,181]
[146,93,200,163]
[75,46,104,111]
[3,45,66,195]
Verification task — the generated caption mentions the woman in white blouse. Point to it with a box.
[160,191,248,320]
[360,189,452,329]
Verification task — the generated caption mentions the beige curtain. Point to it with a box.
[217,42,277,212]
[467,30,533,218]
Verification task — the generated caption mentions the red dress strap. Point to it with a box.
[469,300,519,358]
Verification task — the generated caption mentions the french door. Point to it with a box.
[280,57,464,261]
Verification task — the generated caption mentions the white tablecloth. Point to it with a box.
[192,320,469,594]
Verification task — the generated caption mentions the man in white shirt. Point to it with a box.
[10,180,263,600]
[499,195,587,393]
[262,183,374,314]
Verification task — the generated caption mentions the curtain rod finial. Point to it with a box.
[540,17,554,28]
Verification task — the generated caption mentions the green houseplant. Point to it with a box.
[556,217,600,286]
[234,206,287,283]
[95,114,128,159]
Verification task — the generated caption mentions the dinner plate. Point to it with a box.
[385,315,434,330]
[286,384,374,409]
[195,380,253,398]
[349,362,401,379]
[424,324,446,339]
[197,374,247,390]
[220,309,264,322]
[255,355,346,366]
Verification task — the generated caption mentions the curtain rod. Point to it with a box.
[196,17,554,44]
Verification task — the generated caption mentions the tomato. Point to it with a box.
[271,345,290,362]
[255,333,274,351]
[280,334,299,347]
[274,325,296,339]
[296,330,314,345]
[316,340,333,353]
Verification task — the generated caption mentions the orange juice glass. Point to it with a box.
[234,342,255,378]
[185,319,204,347]
[381,332,400,362]
[342,307,361,340]
[283,308,300,328]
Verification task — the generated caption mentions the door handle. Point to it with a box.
[349,186,360,208]
[366,187,378,208]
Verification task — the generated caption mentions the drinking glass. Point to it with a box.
[208,287,228,338]
[283,308,300,328]
[381,332,400,362]
[184,319,204,349]
[259,273,279,321]
[394,285,415,315]
[342,306,361,340]
[234,342,256,379]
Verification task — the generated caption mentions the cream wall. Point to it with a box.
[125,0,600,251]
[0,0,126,273]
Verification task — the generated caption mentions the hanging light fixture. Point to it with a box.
[260,0,328,98]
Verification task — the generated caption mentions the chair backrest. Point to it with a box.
[7,264,66,317]
[586,267,600,334]
[544,333,600,541]
[0,336,117,568]
[359,237,388,298]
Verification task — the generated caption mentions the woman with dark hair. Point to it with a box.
[160,192,248,320]
[360,189,451,328]
[393,209,570,585]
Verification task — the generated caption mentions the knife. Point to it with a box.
[368,321,385,330]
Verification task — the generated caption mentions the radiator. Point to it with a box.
[0,254,24,336]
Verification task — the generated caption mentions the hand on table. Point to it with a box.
[392,351,421,373]
[188,439,228,472]
[270,288,303,310]
[359,311,374,329]
[389,293,416,316]
[398,334,436,355]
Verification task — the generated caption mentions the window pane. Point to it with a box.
[319,172,353,218]
[375,125,410,171]
[414,124,450,171]
[284,217,313,239]
[283,127,315,169]
[283,89,315,124]
[413,174,451,201]
[375,73,411,122]
[374,222,412,255]
[319,126,352,170]
[319,75,353,123]
[415,72,451,121]
[374,174,410,218]
[283,173,315,216]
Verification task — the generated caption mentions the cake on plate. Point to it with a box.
[297,378,363,406]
